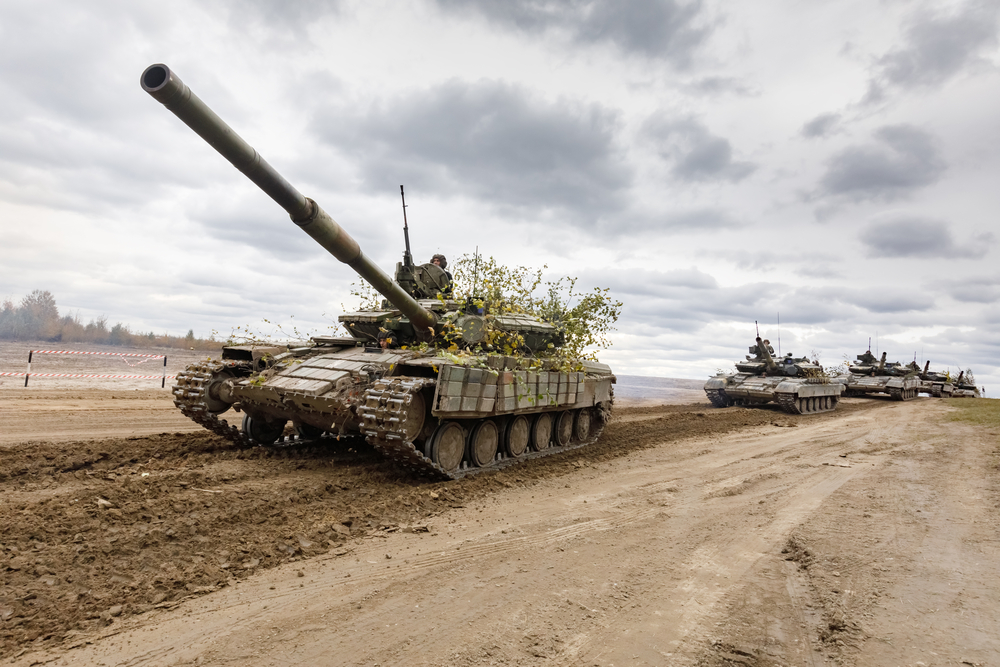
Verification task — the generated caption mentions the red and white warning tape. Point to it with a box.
[19,349,171,387]
[2,372,175,379]
[28,350,166,358]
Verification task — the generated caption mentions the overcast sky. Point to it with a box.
[1,0,998,389]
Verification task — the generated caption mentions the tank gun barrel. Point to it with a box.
[755,336,778,373]
[140,64,436,333]
[878,352,887,371]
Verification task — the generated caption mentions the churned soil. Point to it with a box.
[2,390,998,667]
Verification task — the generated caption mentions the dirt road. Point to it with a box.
[2,394,998,666]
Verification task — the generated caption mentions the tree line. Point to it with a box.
[0,290,220,350]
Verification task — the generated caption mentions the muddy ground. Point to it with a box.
[1,388,998,666]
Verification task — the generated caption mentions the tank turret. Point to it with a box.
[143,64,615,479]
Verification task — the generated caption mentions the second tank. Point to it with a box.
[705,336,843,414]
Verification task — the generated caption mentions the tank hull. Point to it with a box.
[843,374,920,400]
[173,341,614,480]
[705,374,843,414]
[919,380,954,398]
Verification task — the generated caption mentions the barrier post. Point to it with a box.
[162,356,167,388]
[25,350,32,387]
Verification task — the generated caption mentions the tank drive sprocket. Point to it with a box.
[172,360,250,446]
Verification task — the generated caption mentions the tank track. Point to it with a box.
[775,393,839,415]
[887,387,918,401]
[705,389,732,408]
[360,377,611,481]
[172,360,250,446]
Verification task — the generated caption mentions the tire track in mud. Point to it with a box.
[543,407,915,666]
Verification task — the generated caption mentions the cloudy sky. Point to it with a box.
[2,0,999,389]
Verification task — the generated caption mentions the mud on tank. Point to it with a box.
[141,64,615,480]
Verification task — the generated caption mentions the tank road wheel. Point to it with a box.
[503,415,530,458]
[531,413,553,451]
[430,422,466,473]
[402,391,428,441]
[294,423,325,440]
[554,411,574,447]
[573,409,592,442]
[242,414,287,446]
[468,420,499,467]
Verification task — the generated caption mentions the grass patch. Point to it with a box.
[944,398,1000,429]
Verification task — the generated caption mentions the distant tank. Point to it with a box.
[705,335,843,414]
[951,371,982,398]
[842,350,920,400]
[142,64,615,480]
[912,361,954,398]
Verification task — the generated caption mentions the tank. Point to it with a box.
[841,350,920,400]
[141,64,615,480]
[704,336,843,414]
[913,361,955,398]
[951,371,982,398]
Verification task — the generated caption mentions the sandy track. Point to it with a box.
[0,389,201,445]
[4,394,997,666]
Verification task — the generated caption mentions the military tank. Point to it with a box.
[704,335,842,414]
[912,361,954,398]
[842,350,920,400]
[951,371,981,398]
[141,64,615,480]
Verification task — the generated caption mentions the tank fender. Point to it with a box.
[705,376,729,390]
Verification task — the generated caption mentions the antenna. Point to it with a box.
[777,312,781,357]
[755,320,759,338]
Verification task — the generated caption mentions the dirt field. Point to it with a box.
[2,386,998,666]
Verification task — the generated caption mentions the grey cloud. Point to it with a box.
[226,0,344,26]
[585,267,719,296]
[435,0,712,65]
[950,284,1000,304]
[312,79,631,220]
[846,290,931,314]
[942,275,1000,304]
[643,115,756,183]
[867,2,999,102]
[801,113,841,138]
[614,208,743,236]
[817,125,945,202]
[795,264,843,279]
[682,76,755,97]
[860,217,992,259]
